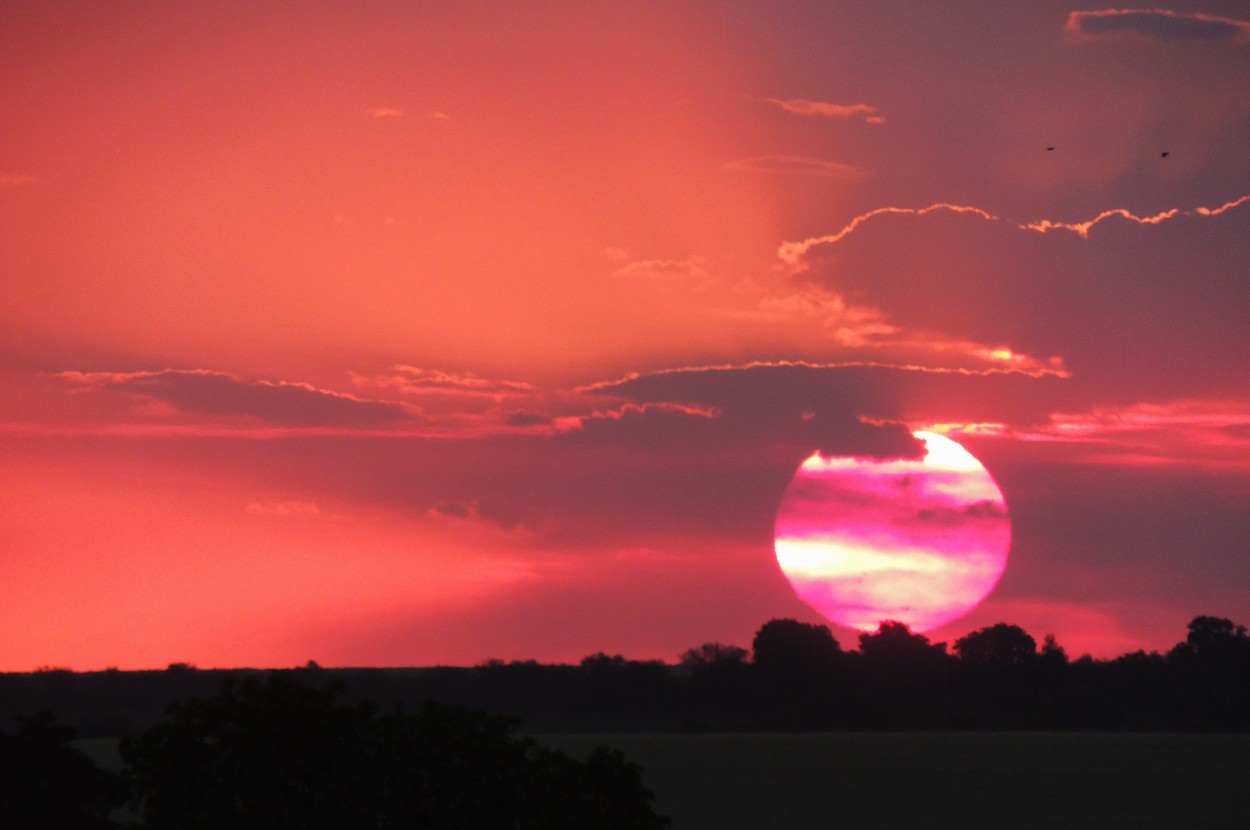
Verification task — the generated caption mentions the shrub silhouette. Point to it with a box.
[953,623,1038,667]
[751,618,841,677]
[121,672,669,829]
[0,713,127,829]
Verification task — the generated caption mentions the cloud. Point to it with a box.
[611,256,708,280]
[773,195,1250,405]
[1007,399,1250,472]
[504,411,552,428]
[0,172,36,187]
[54,369,420,430]
[778,196,1250,268]
[429,111,451,121]
[554,401,721,444]
[1066,8,1250,43]
[749,284,1066,377]
[591,362,1073,434]
[723,155,870,178]
[350,366,555,429]
[245,500,323,518]
[358,366,536,398]
[429,500,474,520]
[778,204,1000,268]
[765,98,884,124]
[366,106,404,118]
[916,500,1008,525]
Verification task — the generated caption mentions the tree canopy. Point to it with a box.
[953,623,1038,667]
[121,672,669,829]
[0,713,127,829]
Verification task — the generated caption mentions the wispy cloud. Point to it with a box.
[355,366,536,398]
[1008,399,1250,471]
[0,172,36,187]
[52,369,420,429]
[723,155,870,178]
[582,362,1068,455]
[245,500,323,518]
[611,256,708,280]
[1066,8,1250,44]
[778,204,998,268]
[765,98,884,124]
[778,195,1250,268]
[366,106,404,118]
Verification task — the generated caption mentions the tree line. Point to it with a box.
[4,615,1248,737]
[3,615,1248,826]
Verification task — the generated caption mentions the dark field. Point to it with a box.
[76,732,1250,828]
[543,733,1250,830]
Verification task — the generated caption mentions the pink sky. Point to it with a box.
[2,2,1249,669]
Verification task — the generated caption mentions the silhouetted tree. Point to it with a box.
[752,619,841,676]
[679,642,749,667]
[1039,633,1068,666]
[858,621,948,668]
[1169,616,1250,663]
[950,623,1040,727]
[0,713,128,829]
[856,622,953,728]
[1167,616,1250,730]
[121,672,669,829]
[750,619,848,727]
[677,643,752,728]
[953,623,1037,666]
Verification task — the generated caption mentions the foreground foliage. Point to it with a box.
[0,714,127,829]
[120,673,669,829]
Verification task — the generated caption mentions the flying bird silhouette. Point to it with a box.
[1161,152,1169,158]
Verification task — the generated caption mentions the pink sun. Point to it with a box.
[773,431,1011,632]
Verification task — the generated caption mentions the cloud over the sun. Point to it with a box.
[1065,8,1250,44]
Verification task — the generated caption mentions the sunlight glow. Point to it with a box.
[774,431,1011,632]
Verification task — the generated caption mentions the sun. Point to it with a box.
[773,431,1010,632]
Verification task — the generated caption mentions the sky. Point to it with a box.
[2,1,1249,670]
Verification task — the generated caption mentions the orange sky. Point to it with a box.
[3,2,1249,669]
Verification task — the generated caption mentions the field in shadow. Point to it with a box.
[544,732,1250,830]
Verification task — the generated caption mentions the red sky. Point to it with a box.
[3,1,1249,669]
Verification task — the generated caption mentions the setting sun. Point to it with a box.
[774,432,1011,632]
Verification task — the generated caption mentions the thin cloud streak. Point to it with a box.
[53,369,419,428]
[765,98,884,123]
[1066,8,1250,44]
[356,366,537,398]
[612,257,709,280]
[779,196,1250,268]
[0,172,36,187]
